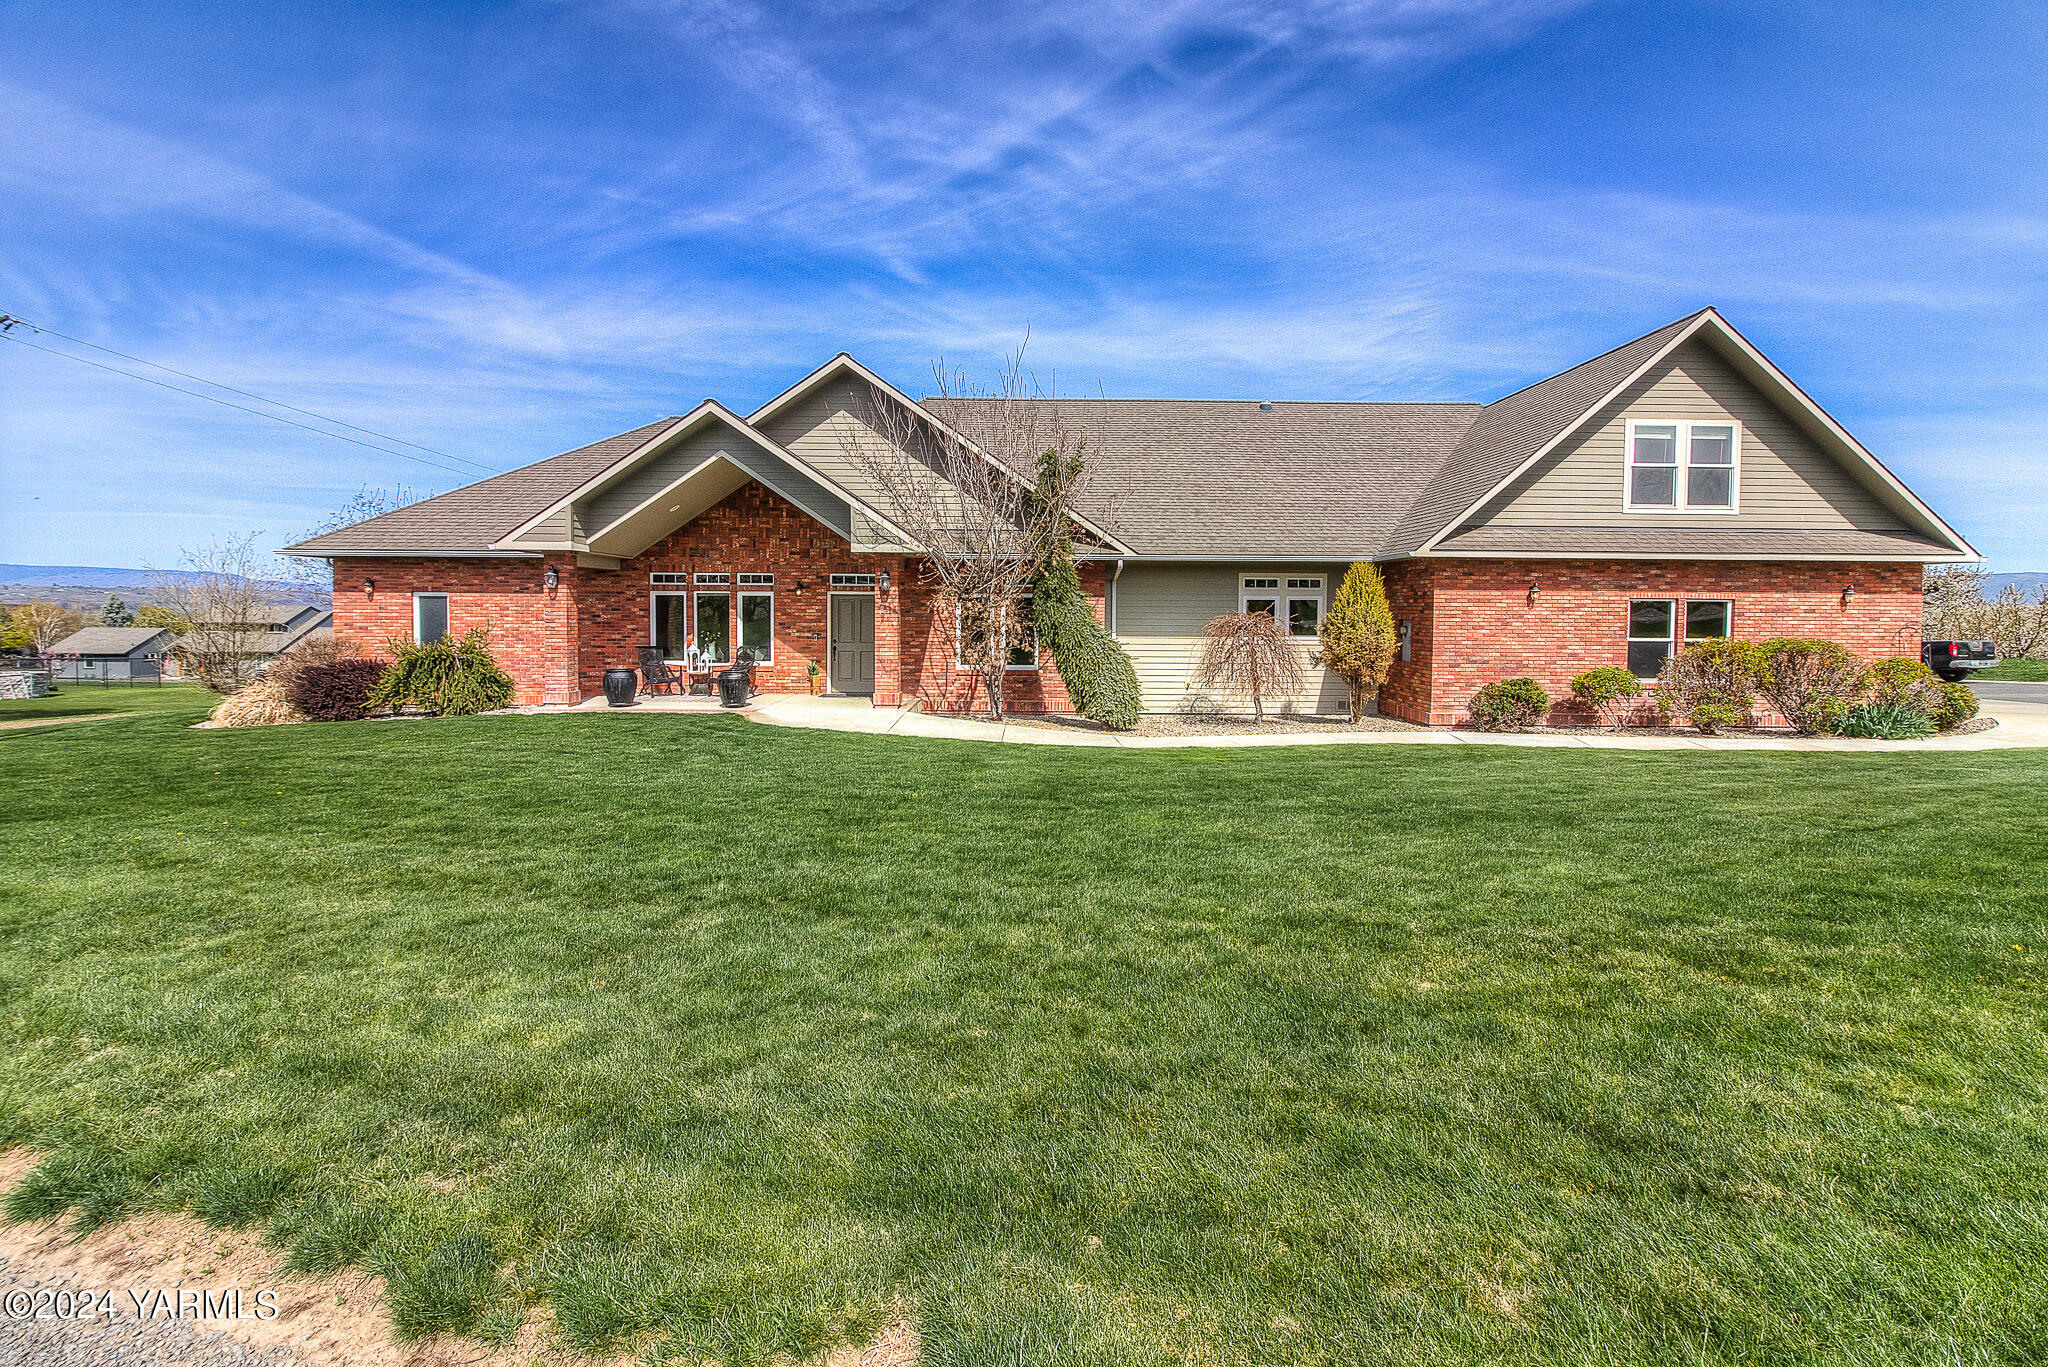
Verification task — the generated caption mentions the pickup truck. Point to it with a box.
[1921,639,1999,681]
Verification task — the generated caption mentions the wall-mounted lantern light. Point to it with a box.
[361,578,375,598]
[1527,581,1540,605]
[1841,585,1856,605]
[879,570,892,592]
[544,565,560,591]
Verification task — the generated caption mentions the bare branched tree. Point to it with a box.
[153,533,286,693]
[1924,565,2048,659]
[284,485,426,587]
[843,343,1106,720]
[9,600,83,657]
[1193,612,1307,723]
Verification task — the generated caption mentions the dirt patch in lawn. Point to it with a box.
[0,712,136,731]
[0,1150,915,1366]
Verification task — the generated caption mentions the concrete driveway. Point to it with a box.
[1966,681,2048,704]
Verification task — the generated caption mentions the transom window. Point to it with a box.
[694,572,729,585]
[1241,575,1324,638]
[738,573,774,587]
[650,572,687,586]
[1627,598,1734,678]
[830,573,877,589]
[1625,420,1739,512]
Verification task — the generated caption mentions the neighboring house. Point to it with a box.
[165,605,333,677]
[283,310,1975,725]
[46,626,176,680]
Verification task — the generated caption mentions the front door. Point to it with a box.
[828,594,876,695]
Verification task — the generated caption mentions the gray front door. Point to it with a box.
[828,594,875,694]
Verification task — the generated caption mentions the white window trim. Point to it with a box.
[1626,598,1676,680]
[693,590,732,664]
[1683,599,1735,644]
[1623,419,1741,514]
[953,599,1039,671]
[412,592,449,644]
[737,589,775,665]
[649,590,691,662]
[1240,575,1323,639]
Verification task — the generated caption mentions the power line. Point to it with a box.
[0,314,495,473]
[0,326,488,481]
[0,329,482,481]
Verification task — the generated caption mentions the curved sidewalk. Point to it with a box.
[741,689,2048,752]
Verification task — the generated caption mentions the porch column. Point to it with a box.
[540,556,580,706]
[871,557,904,707]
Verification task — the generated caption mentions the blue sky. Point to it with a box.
[3,0,2044,569]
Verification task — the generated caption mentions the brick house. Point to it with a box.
[284,309,1976,725]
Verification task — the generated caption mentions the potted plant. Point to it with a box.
[809,660,825,695]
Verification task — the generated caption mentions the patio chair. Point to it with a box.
[636,647,685,696]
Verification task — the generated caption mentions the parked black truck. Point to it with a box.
[1921,639,1999,681]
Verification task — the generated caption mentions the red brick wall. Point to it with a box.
[1406,558,1924,726]
[895,562,1106,714]
[1376,560,1437,725]
[329,555,576,705]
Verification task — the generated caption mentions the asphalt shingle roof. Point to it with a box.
[49,626,173,656]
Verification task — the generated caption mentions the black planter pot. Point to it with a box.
[602,668,638,707]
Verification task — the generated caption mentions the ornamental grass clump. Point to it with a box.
[1568,666,1643,730]
[1467,677,1550,731]
[1752,637,1867,735]
[369,628,515,717]
[1834,702,1937,739]
[206,672,305,727]
[1655,637,1762,733]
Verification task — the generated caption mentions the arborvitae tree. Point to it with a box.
[1317,562,1397,721]
[100,593,135,627]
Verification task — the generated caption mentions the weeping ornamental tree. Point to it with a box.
[1317,562,1398,721]
[1194,612,1306,723]
[1032,468,1142,730]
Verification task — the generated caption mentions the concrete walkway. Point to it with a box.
[566,688,2048,752]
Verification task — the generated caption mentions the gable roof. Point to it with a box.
[50,626,174,656]
[280,419,683,556]
[922,397,1480,557]
[280,313,1975,564]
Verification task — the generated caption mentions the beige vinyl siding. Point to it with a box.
[506,504,581,548]
[1115,563,1349,713]
[1467,338,1907,534]
[576,425,854,544]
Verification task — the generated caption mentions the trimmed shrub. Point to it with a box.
[288,658,387,721]
[1033,545,1142,730]
[1468,677,1550,731]
[1569,666,1643,730]
[1318,562,1398,721]
[1753,637,1867,735]
[369,628,515,717]
[1868,657,1945,715]
[1933,680,1980,730]
[1654,637,1762,733]
[1834,702,1936,739]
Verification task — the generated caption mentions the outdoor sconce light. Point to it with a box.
[361,578,375,598]
[1842,585,1856,605]
[1527,581,1540,605]
[879,570,891,592]
[544,565,560,591]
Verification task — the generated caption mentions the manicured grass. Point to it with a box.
[1972,658,2048,681]
[3,701,2046,1364]
[0,680,213,723]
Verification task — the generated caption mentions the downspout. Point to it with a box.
[1108,559,1125,635]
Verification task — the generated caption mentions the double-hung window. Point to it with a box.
[651,592,688,658]
[1627,598,1736,679]
[694,591,730,663]
[1241,576,1324,638]
[413,592,448,645]
[955,597,1038,669]
[1625,420,1739,511]
[738,575,774,664]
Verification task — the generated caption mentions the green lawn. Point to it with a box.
[3,700,2046,1365]
[0,680,212,724]
[1972,658,2048,681]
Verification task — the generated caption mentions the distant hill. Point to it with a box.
[1986,572,2048,596]
[0,564,328,611]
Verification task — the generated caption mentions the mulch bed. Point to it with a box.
[1007,712,1429,737]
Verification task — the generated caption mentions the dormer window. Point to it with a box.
[1625,420,1739,512]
